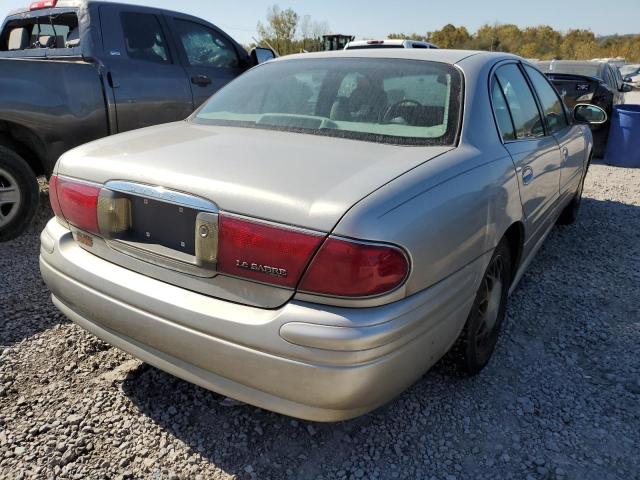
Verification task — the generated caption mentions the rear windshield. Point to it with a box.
[0,12,79,52]
[536,62,601,79]
[193,58,463,146]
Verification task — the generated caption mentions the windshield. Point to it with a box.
[193,58,462,146]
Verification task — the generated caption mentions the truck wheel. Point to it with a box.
[449,240,511,375]
[0,146,40,242]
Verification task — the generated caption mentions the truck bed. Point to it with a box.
[0,56,109,174]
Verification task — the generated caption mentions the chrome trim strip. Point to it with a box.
[107,239,217,278]
[104,180,219,213]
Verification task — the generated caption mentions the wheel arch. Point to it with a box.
[501,221,525,287]
[0,120,49,178]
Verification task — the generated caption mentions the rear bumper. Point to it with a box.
[40,219,480,421]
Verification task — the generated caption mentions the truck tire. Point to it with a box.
[0,146,40,242]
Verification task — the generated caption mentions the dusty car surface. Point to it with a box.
[40,49,605,421]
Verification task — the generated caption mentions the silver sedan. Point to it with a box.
[40,49,606,421]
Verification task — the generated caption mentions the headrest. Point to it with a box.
[66,28,80,48]
[8,28,29,50]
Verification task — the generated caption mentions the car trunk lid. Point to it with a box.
[55,121,452,308]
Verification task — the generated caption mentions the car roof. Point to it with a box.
[279,49,519,65]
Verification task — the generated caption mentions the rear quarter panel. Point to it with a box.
[333,144,522,296]
[333,54,524,297]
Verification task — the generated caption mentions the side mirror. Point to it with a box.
[573,104,607,125]
[250,47,276,66]
[620,83,633,93]
[624,76,633,83]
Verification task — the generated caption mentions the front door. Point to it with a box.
[493,63,562,239]
[100,6,194,133]
[168,17,245,108]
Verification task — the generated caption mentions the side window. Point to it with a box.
[495,64,544,139]
[491,77,516,141]
[524,65,568,134]
[121,12,170,64]
[174,19,239,69]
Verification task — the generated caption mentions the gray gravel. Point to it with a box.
[1,162,640,480]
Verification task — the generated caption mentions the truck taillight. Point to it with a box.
[300,238,409,297]
[29,0,57,10]
[217,215,324,288]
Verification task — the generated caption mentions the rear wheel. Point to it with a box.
[0,146,39,242]
[450,240,511,375]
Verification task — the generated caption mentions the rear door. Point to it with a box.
[492,63,562,240]
[100,5,193,133]
[523,65,586,196]
[167,16,246,108]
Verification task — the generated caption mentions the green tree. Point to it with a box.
[257,5,299,55]
[428,24,471,49]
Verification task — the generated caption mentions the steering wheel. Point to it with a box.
[382,99,422,124]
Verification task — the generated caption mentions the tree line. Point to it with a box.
[390,24,640,61]
[255,5,640,62]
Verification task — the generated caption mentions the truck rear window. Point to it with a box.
[0,12,79,52]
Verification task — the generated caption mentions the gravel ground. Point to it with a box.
[2,162,640,479]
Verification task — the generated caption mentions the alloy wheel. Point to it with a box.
[474,254,504,353]
[0,166,22,228]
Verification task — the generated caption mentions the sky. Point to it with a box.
[4,0,640,45]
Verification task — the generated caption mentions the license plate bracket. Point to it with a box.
[125,195,199,255]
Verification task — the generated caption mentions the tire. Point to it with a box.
[449,240,512,375]
[557,155,590,226]
[0,146,40,242]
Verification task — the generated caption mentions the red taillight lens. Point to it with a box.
[48,174,63,218]
[29,0,56,10]
[300,238,409,297]
[55,177,101,234]
[217,215,324,288]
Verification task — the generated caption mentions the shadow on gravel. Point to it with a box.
[0,199,65,348]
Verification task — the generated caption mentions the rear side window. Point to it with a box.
[524,65,568,134]
[491,78,516,141]
[495,64,544,139]
[121,12,170,64]
[174,19,239,68]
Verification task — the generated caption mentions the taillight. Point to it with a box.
[54,177,101,234]
[48,174,63,218]
[217,215,323,288]
[300,238,409,297]
[29,0,57,10]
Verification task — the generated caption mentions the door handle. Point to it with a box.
[191,75,212,87]
[522,166,534,185]
[562,147,569,161]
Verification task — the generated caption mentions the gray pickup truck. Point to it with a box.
[0,0,274,241]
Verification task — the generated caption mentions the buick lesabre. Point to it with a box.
[40,49,606,421]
